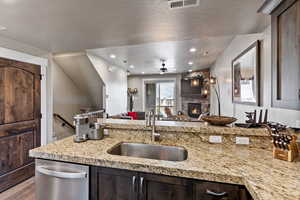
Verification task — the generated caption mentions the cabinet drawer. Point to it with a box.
[194,181,240,200]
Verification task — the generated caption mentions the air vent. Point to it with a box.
[168,0,199,9]
[170,1,184,9]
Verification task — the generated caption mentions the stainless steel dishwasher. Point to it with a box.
[35,159,89,200]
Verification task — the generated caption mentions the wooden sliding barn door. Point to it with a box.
[0,57,41,192]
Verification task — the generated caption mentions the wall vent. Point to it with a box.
[168,0,199,9]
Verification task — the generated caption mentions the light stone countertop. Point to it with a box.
[104,119,269,136]
[30,128,300,200]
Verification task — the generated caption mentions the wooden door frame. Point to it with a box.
[0,49,49,145]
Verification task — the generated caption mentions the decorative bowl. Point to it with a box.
[201,115,237,126]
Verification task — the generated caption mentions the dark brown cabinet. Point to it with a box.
[194,181,252,200]
[90,167,138,200]
[139,172,193,200]
[271,0,300,110]
[90,167,252,200]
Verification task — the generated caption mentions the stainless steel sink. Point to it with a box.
[108,142,188,161]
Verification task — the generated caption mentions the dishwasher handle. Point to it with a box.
[36,166,87,179]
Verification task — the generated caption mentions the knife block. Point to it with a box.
[273,135,299,162]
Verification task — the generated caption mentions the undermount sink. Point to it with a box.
[108,142,188,161]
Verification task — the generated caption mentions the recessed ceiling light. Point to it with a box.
[188,61,193,65]
[0,26,7,31]
[142,72,145,74]
[129,65,134,69]
[160,72,164,75]
[188,69,193,72]
[110,54,116,59]
[189,48,197,53]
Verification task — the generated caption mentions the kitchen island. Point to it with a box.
[30,119,300,200]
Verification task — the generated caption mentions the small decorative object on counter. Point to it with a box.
[265,123,299,162]
[235,109,268,128]
[201,76,237,126]
[201,115,237,126]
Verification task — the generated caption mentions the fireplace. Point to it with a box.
[188,103,202,118]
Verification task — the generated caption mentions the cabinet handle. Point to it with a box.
[132,176,137,194]
[206,189,227,197]
[139,177,144,199]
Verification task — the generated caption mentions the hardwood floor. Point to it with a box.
[0,178,35,200]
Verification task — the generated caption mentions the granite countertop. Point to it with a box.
[104,119,269,137]
[30,130,300,200]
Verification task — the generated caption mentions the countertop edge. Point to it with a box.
[105,122,270,137]
[30,150,264,200]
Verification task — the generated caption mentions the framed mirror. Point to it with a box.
[232,41,260,106]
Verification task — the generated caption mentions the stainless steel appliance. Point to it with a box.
[35,159,89,200]
[73,109,106,142]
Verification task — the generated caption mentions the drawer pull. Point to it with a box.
[206,189,227,197]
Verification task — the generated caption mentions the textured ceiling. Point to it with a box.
[0,0,269,53]
[87,37,235,74]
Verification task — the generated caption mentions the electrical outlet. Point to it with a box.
[104,129,109,136]
[236,137,250,145]
[209,136,222,143]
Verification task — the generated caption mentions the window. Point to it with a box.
[144,80,176,119]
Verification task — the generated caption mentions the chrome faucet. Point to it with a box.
[146,110,160,142]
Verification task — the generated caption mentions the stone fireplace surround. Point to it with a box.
[180,68,210,119]
[181,97,210,119]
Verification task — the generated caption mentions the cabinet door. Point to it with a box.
[90,167,138,200]
[272,0,300,110]
[194,181,241,200]
[139,173,193,200]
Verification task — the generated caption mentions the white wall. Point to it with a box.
[51,59,93,140]
[0,47,48,145]
[54,53,104,109]
[87,53,127,115]
[127,74,182,112]
[211,26,300,127]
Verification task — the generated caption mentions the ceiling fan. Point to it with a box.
[160,59,167,73]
